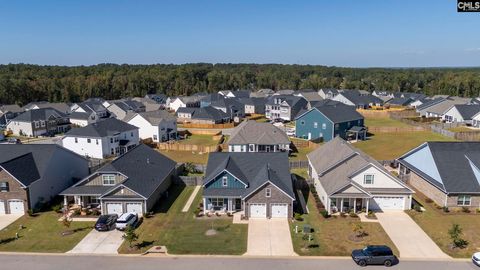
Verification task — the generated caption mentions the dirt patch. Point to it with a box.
[205,229,218,236]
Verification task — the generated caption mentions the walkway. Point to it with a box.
[0,214,23,230]
[182,185,201,212]
[245,218,296,256]
[376,211,449,259]
[68,229,124,254]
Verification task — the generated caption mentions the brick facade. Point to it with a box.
[244,182,293,218]
[0,169,28,214]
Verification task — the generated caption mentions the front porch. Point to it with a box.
[62,195,102,213]
[329,197,371,214]
[203,197,243,213]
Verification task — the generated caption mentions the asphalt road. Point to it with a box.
[0,254,477,270]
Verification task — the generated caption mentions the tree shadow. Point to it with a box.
[72,226,92,233]
[0,237,18,245]
[135,240,155,249]
[152,183,186,214]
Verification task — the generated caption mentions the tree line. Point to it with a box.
[0,63,480,105]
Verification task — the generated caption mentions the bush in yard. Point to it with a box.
[27,209,35,217]
[51,204,63,213]
[443,206,450,213]
[319,209,330,218]
[193,208,201,217]
[351,222,367,238]
[294,213,303,221]
[122,225,139,249]
[349,211,358,218]
[414,205,422,212]
[448,223,468,249]
[461,207,470,213]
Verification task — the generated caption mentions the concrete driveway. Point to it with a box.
[68,229,124,254]
[376,211,449,259]
[245,218,296,256]
[0,214,23,230]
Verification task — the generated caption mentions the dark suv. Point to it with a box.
[95,214,118,231]
[351,245,396,267]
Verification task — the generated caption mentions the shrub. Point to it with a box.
[91,209,100,216]
[294,213,303,221]
[349,212,358,218]
[73,209,81,216]
[27,209,35,217]
[449,223,468,249]
[319,209,330,218]
[51,204,63,213]
[340,212,347,218]
[414,205,422,212]
[462,207,470,213]
[367,211,376,218]
[193,208,201,217]
[425,198,433,203]
[443,206,450,213]
[476,209,480,214]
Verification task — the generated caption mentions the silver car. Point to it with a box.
[115,212,138,230]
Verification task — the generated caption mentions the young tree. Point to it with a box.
[448,223,468,249]
[122,225,139,249]
[352,223,366,239]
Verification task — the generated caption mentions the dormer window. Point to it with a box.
[265,188,271,197]
[222,176,228,187]
[102,175,115,186]
[363,174,374,185]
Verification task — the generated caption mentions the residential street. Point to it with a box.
[0,254,476,270]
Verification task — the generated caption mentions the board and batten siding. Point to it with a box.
[295,109,334,141]
[205,171,245,189]
[84,173,126,186]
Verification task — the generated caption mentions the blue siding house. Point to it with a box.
[295,101,365,141]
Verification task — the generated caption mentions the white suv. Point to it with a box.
[115,212,138,230]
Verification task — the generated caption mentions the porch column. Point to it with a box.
[340,198,344,213]
[63,196,68,211]
[203,198,207,213]
[366,199,369,213]
[228,199,232,212]
[353,198,357,213]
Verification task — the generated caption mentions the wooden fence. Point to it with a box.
[179,122,235,129]
[367,126,425,133]
[289,160,309,169]
[158,143,219,153]
[174,176,204,186]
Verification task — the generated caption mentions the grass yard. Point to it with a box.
[353,131,456,160]
[158,149,209,164]
[448,126,480,133]
[179,134,219,146]
[289,146,315,161]
[118,185,248,255]
[364,117,411,128]
[407,191,480,258]
[290,193,398,256]
[0,212,93,253]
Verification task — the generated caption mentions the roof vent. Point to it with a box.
[147,158,150,164]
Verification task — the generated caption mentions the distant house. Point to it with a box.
[227,120,290,152]
[132,97,162,112]
[0,104,23,115]
[211,97,245,119]
[60,144,176,215]
[7,108,70,137]
[176,106,230,124]
[69,111,99,127]
[61,118,139,159]
[398,142,480,211]
[309,137,413,214]
[107,100,146,120]
[0,144,89,214]
[332,90,383,109]
[251,89,275,98]
[239,97,267,115]
[218,90,251,99]
[386,97,414,107]
[202,152,295,218]
[318,88,340,99]
[265,95,308,121]
[273,89,295,96]
[442,104,480,124]
[0,104,24,128]
[23,101,71,114]
[71,100,109,120]
[200,93,225,108]
[124,110,177,142]
[145,94,168,107]
[168,96,202,112]
[417,97,473,118]
[294,90,323,106]
[295,101,365,141]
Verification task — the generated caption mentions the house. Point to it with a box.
[0,144,89,214]
[168,96,202,112]
[60,144,176,215]
[200,93,225,108]
[386,97,414,107]
[69,111,99,127]
[239,97,267,115]
[318,88,340,99]
[442,104,480,124]
[295,101,365,141]
[332,90,384,109]
[308,137,413,214]
[0,104,23,115]
[176,106,230,124]
[71,100,109,119]
[210,97,245,119]
[0,104,24,128]
[294,90,324,106]
[273,89,295,96]
[132,97,162,112]
[227,120,290,152]
[7,108,70,137]
[23,101,71,114]
[251,89,275,98]
[145,94,168,107]
[417,97,472,118]
[398,142,480,210]
[124,110,177,142]
[218,90,251,99]
[265,95,308,121]
[202,152,295,218]
[61,118,139,159]
[107,100,146,120]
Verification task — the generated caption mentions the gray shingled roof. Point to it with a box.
[13,108,66,122]
[452,104,480,120]
[338,90,384,106]
[308,102,364,123]
[176,106,229,122]
[124,110,176,125]
[203,152,295,199]
[65,118,138,137]
[228,120,290,145]
[0,104,23,114]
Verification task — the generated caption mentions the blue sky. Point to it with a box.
[0,0,479,67]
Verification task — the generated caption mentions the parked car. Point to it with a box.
[7,138,21,144]
[473,252,480,266]
[115,212,138,230]
[95,214,118,231]
[351,245,396,267]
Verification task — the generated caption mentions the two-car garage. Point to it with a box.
[369,196,407,211]
[0,200,25,215]
[105,202,144,215]
[249,203,289,218]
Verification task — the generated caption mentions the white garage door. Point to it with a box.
[371,196,405,211]
[249,203,266,218]
[106,203,123,215]
[0,201,5,214]
[271,203,288,218]
[126,203,143,214]
[8,200,25,214]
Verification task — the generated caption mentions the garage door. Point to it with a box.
[370,196,405,211]
[249,203,266,218]
[8,200,24,214]
[271,203,288,218]
[106,203,123,215]
[126,203,143,214]
[0,201,5,214]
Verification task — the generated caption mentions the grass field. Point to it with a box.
[365,117,411,128]
[178,134,219,146]
[290,193,399,256]
[158,149,209,164]
[0,212,93,253]
[407,191,480,258]
[448,126,480,133]
[118,185,248,255]
[354,131,456,160]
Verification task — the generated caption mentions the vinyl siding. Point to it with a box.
[205,171,245,189]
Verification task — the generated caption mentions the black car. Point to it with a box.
[351,245,396,267]
[95,214,118,231]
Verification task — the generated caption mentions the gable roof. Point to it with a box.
[12,108,66,122]
[398,142,480,194]
[386,97,413,106]
[451,104,480,120]
[65,118,138,138]
[338,90,384,106]
[297,102,364,123]
[176,106,229,121]
[0,104,23,114]
[124,110,175,125]
[203,152,295,199]
[421,97,472,115]
[228,120,290,145]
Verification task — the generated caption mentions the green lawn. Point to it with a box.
[158,149,209,164]
[354,131,456,160]
[365,117,411,128]
[289,146,315,161]
[448,126,479,133]
[407,191,480,258]
[118,185,248,255]
[179,134,219,146]
[0,212,93,253]
[290,193,399,256]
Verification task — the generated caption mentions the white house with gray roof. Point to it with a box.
[308,137,413,214]
[61,118,139,159]
[125,110,177,142]
[442,104,480,124]
[7,108,70,137]
[227,120,290,152]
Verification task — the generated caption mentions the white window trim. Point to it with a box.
[457,195,471,206]
[102,175,116,186]
[363,174,374,185]
[222,176,228,187]
[265,188,271,198]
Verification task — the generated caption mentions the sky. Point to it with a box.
[0,0,479,67]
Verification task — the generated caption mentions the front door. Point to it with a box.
[235,199,241,211]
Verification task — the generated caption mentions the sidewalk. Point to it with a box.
[182,186,201,212]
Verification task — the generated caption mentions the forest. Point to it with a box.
[0,63,480,105]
